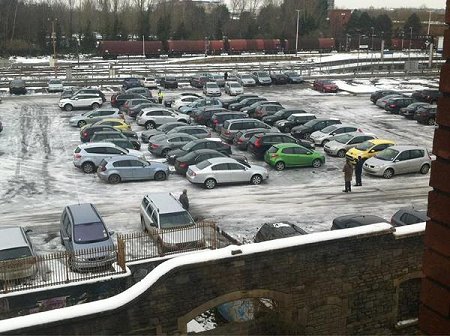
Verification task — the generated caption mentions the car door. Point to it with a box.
[104,147,125,163]
[280,147,297,166]
[129,159,150,180]
[227,162,248,182]
[409,149,425,173]
[61,212,72,250]
[293,146,312,166]
[113,160,133,180]
[371,143,392,157]
[88,110,103,123]
[393,150,412,174]
[210,163,230,183]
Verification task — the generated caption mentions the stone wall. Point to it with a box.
[1,224,424,335]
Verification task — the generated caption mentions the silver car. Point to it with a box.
[236,73,256,87]
[309,124,360,146]
[73,142,144,174]
[168,125,211,139]
[324,132,377,157]
[186,157,269,189]
[148,133,197,157]
[363,145,431,179]
[224,81,244,96]
[97,156,169,184]
[69,108,123,128]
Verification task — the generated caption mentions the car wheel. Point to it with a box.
[161,148,170,158]
[420,164,430,175]
[108,174,121,184]
[154,171,167,181]
[77,120,87,128]
[250,174,263,185]
[303,132,311,140]
[312,159,322,168]
[64,104,73,111]
[141,216,148,232]
[81,162,95,174]
[321,139,329,146]
[337,149,346,158]
[204,178,217,189]
[92,102,100,109]
[145,121,156,130]
[383,168,394,179]
[428,118,436,126]
[275,161,285,171]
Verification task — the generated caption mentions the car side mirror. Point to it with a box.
[394,159,399,163]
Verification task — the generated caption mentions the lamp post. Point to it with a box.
[427,10,432,36]
[49,18,58,78]
[400,30,404,51]
[409,26,413,62]
[371,27,374,50]
[295,9,301,54]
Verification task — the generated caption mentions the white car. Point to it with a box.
[203,82,221,97]
[309,124,361,146]
[186,157,269,189]
[236,73,256,87]
[58,93,103,111]
[48,79,64,93]
[136,107,189,130]
[172,96,200,111]
[224,81,244,96]
[69,108,123,127]
[142,76,158,89]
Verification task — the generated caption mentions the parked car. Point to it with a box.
[384,97,416,114]
[91,118,131,132]
[242,100,281,117]
[324,132,377,158]
[229,97,267,111]
[149,133,198,157]
[174,149,248,175]
[190,75,210,88]
[163,92,203,108]
[73,142,144,173]
[60,203,115,271]
[48,79,64,92]
[391,207,429,227]
[103,137,141,150]
[283,71,304,84]
[313,79,338,93]
[140,121,187,143]
[262,109,306,126]
[270,72,289,85]
[122,77,143,90]
[0,227,37,281]
[375,94,404,108]
[9,79,27,95]
[179,98,222,115]
[121,98,154,115]
[224,81,244,96]
[236,73,257,87]
[209,73,225,87]
[160,76,178,89]
[254,222,307,243]
[128,102,160,118]
[399,102,430,119]
[331,215,388,230]
[193,107,228,126]
[232,128,274,150]
[90,131,127,143]
[209,111,248,131]
[309,124,361,146]
[275,113,317,133]
[248,133,301,159]
[221,94,258,109]
[411,89,441,104]
[97,156,169,183]
[253,104,284,120]
[136,108,189,130]
[59,93,103,111]
[111,93,147,108]
[69,108,123,128]
[139,192,204,253]
[370,90,400,104]
[290,118,341,140]
[166,139,232,164]
[345,139,395,164]
[60,87,80,99]
[186,157,269,189]
[363,145,431,179]
[264,143,325,171]
[220,118,274,143]
[167,125,211,139]
[172,96,200,111]
[80,124,121,142]
[203,82,221,97]
[252,71,272,86]
[125,87,153,100]
[414,105,437,125]
[142,76,158,89]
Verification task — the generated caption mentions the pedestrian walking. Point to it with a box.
[342,159,353,192]
[355,156,363,186]
[224,71,228,81]
[157,89,164,104]
[179,189,189,210]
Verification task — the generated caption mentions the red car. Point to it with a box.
[313,79,338,93]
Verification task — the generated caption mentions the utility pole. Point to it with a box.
[409,26,413,62]
[427,10,432,36]
[295,10,301,55]
[50,18,58,78]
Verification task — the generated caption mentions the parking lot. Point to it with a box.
[0,84,434,252]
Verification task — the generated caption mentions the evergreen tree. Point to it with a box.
[403,13,422,37]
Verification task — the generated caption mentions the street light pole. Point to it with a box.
[427,10,432,36]
[371,27,374,50]
[409,26,413,62]
[49,18,58,78]
[295,9,301,54]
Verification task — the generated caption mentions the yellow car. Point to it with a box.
[346,139,395,163]
[91,118,131,131]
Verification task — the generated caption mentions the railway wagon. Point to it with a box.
[98,41,163,58]
[166,40,207,55]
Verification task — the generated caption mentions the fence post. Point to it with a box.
[117,236,126,272]
[64,252,70,283]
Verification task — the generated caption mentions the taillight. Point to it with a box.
[99,165,106,172]
[151,144,160,149]
[237,139,243,144]
[82,131,88,138]
[74,153,81,159]
[225,130,230,135]
[213,119,219,125]
[271,153,278,158]
[254,138,262,148]
[179,162,188,168]
[357,128,362,132]
[389,104,396,108]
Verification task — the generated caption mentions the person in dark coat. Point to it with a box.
[224,71,228,81]
[179,189,189,210]
[342,160,353,192]
[355,156,364,186]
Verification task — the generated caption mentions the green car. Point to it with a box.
[264,143,325,171]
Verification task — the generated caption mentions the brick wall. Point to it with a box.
[4,225,424,335]
[418,0,450,333]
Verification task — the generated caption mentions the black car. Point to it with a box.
[411,89,441,104]
[140,121,187,143]
[242,101,281,117]
[9,79,27,95]
[270,73,289,85]
[122,78,143,90]
[174,149,247,175]
[275,113,317,133]
[209,111,248,131]
[193,107,228,126]
[331,215,389,230]
[414,106,437,125]
[167,139,232,164]
[229,97,267,111]
[248,133,299,159]
[103,137,141,150]
[190,75,209,88]
[128,102,160,118]
[80,125,120,142]
[221,94,259,109]
[111,93,146,108]
[291,118,341,140]
[124,87,153,100]
[384,97,416,114]
[262,109,306,126]
[254,222,307,243]
[370,90,399,104]
[160,76,178,89]
[390,208,429,227]
[399,102,431,119]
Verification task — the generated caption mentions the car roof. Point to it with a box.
[369,139,395,145]
[204,157,238,165]
[292,113,315,117]
[104,155,139,162]
[334,214,388,225]
[0,227,29,250]
[144,192,185,214]
[97,118,125,123]
[79,142,118,148]
[387,145,426,151]
[226,118,259,123]
[273,143,302,149]
[66,203,101,225]
[92,131,122,135]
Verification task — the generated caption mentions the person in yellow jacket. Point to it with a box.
[158,89,164,104]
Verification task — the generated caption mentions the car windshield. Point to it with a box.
[356,141,375,151]
[159,211,194,229]
[257,72,269,77]
[375,148,399,161]
[73,222,109,244]
[334,133,353,144]
[196,160,211,169]
[206,83,218,88]
[303,119,318,127]
[230,83,241,88]
[321,125,339,133]
[0,247,32,261]
[241,74,252,79]
[49,80,61,84]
